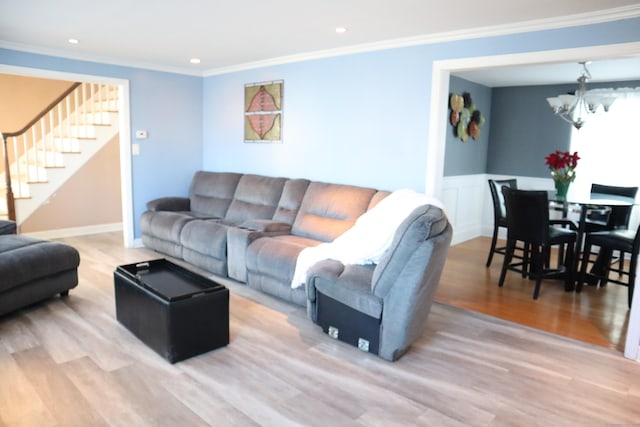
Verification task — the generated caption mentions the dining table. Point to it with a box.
[547,191,637,288]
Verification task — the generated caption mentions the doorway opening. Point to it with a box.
[0,64,133,247]
[427,41,640,359]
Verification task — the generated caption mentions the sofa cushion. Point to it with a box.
[273,179,310,224]
[140,210,205,242]
[291,182,377,242]
[246,235,321,284]
[224,174,287,224]
[245,235,316,306]
[180,220,229,260]
[189,171,242,217]
[0,235,80,293]
[369,191,391,210]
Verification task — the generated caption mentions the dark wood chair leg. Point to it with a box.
[498,240,514,287]
[577,241,592,293]
[522,243,530,278]
[598,249,614,287]
[486,227,499,267]
[562,241,574,292]
[531,247,543,300]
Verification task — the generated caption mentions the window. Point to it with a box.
[570,93,640,230]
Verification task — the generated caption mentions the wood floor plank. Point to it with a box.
[0,346,55,427]
[0,316,40,354]
[12,347,108,427]
[21,302,88,364]
[0,231,638,426]
[160,372,261,427]
[61,357,172,427]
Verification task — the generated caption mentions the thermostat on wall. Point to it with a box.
[135,130,148,139]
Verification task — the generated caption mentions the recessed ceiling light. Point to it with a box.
[190,58,201,64]
[335,27,348,34]
[68,38,79,44]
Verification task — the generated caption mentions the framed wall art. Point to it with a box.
[244,80,283,143]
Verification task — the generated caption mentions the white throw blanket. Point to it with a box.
[290,189,446,289]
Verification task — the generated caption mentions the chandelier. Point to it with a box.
[546,62,617,130]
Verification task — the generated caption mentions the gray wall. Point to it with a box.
[487,79,640,178]
[487,84,573,178]
[444,76,492,176]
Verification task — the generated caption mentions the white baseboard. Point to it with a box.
[23,222,123,240]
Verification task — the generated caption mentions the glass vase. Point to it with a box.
[554,180,570,200]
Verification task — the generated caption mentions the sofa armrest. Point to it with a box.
[146,197,190,212]
[237,219,292,233]
[306,260,380,322]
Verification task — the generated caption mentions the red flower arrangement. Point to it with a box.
[545,150,580,184]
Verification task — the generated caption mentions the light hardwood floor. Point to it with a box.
[1,232,639,426]
[437,236,632,352]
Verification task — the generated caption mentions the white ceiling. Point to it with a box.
[1,0,640,83]
[456,57,640,87]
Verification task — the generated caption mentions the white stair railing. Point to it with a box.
[0,82,119,220]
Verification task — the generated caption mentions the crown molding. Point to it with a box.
[0,40,204,77]
[2,5,639,78]
[204,5,640,76]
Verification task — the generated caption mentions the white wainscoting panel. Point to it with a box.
[441,174,486,245]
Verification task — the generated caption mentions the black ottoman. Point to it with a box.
[114,259,229,363]
[0,235,80,316]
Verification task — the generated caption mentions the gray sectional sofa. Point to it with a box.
[140,171,452,360]
[0,220,80,317]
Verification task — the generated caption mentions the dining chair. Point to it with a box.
[577,221,639,308]
[585,184,638,275]
[498,188,577,299]
[486,178,517,267]
[585,184,638,232]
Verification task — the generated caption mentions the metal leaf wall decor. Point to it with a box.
[449,92,485,142]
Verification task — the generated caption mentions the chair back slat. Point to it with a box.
[489,179,517,222]
[503,188,550,245]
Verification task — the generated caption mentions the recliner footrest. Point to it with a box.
[316,291,380,355]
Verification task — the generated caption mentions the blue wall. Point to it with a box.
[201,18,640,192]
[0,50,203,238]
[203,49,432,190]
[2,17,639,238]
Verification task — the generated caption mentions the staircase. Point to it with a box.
[1,82,119,223]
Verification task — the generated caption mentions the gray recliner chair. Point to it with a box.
[306,204,452,361]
